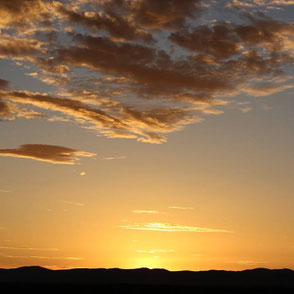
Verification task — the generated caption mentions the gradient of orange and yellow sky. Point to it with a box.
[0,0,294,271]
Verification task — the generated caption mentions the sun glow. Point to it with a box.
[128,255,163,269]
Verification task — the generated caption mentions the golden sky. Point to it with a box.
[0,0,294,271]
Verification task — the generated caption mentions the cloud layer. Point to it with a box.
[0,0,293,146]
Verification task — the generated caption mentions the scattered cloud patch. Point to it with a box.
[0,1,293,143]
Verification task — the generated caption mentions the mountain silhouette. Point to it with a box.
[0,266,293,293]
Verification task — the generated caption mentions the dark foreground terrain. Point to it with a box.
[0,266,293,293]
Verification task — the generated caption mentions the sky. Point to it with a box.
[0,0,294,271]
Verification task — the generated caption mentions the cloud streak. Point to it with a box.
[0,252,83,260]
[61,200,85,206]
[168,206,194,210]
[226,0,294,9]
[0,246,59,251]
[120,222,231,233]
[136,249,175,254]
[0,144,95,164]
[103,156,126,160]
[1,89,197,143]
[132,210,160,214]
[0,190,11,193]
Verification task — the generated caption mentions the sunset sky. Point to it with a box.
[0,0,294,271]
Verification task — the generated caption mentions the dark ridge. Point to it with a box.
[0,266,293,293]
[9,266,52,272]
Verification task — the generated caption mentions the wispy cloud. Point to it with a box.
[136,249,175,254]
[0,246,59,251]
[226,0,294,10]
[103,156,126,160]
[30,255,84,260]
[0,190,11,193]
[120,222,232,233]
[192,253,204,257]
[0,252,83,260]
[0,253,29,259]
[64,257,84,260]
[132,210,160,214]
[61,200,85,206]
[240,107,253,113]
[233,260,268,265]
[168,206,194,210]
[0,144,95,164]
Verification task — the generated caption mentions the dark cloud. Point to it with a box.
[0,101,12,116]
[236,15,294,46]
[0,1,293,144]
[0,35,44,58]
[170,17,294,59]
[102,0,203,30]
[58,6,154,42]
[0,0,51,30]
[133,0,202,30]
[36,58,69,75]
[0,79,10,89]
[0,81,15,120]
[169,24,241,60]
[56,34,233,99]
[54,21,293,106]
[0,144,95,164]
